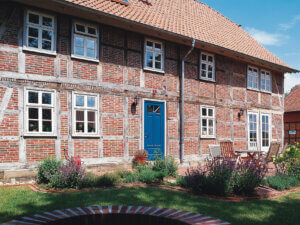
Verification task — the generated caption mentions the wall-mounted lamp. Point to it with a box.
[131,95,140,115]
[238,108,244,120]
[134,95,139,105]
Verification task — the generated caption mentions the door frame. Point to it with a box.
[247,110,272,152]
[142,98,167,157]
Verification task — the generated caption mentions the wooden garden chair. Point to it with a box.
[209,145,222,159]
[262,142,281,171]
[220,141,239,163]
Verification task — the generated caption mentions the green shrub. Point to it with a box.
[152,156,178,177]
[138,169,165,184]
[124,173,139,183]
[264,174,300,191]
[115,170,132,179]
[93,173,121,187]
[176,176,188,188]
[37,157,62,184]
[47,159,85,189]
[274,144,300,179]
[231,160,265,196]
[184,159,264,196]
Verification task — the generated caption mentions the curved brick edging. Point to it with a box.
[24,184,300,201]
[0,205,231,225]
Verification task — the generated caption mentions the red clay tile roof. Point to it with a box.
[64,0,293,70]
[285,85,300,112]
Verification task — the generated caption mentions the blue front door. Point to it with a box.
[144,101,165,160]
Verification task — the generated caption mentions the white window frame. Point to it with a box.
[200,52,215,81]
[23,9,57,55]
[200,105,216,138]
[24,88,57,136]
[72,92,99,137]
[247,111,272,152]
[260,113,272,152]
[71,21,99,62]
[247,111,259,150]
[260,70,272,93]
[247,66,259,90]
[144,38,164,73]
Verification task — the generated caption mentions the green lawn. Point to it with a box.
[0,186,299,225]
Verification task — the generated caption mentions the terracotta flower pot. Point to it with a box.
[135,156,147,164]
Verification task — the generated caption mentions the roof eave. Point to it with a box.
[14,0,299,73]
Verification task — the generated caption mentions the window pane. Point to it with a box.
[155,61,161,69]
[76,24,85,33]
[209,128,214,135]
[201,70,206,78]
[29,27,38,37]
[202,64,206,70]
[76,111,84,121]
[146,52,153,68]
[266,80,270,91]
[29,120,39,132]
[88,111,95,122]
[75,46,84,56]
[76,96,84,106]
[42,93,52,104]
[28,38,38,48]
[155,43,161,50]
[75,37,84,47]
[208,56,213,62]
[42,109,52,120]
[76,122,84,132]
[42,40,52,50]
[28,92,38,103]
[208,109,213,116]
[146,41,153,49]
[88,27,96,35]
[202,54,207,61]
[42,30,52,40]
[202,119,207,126]
[87,39,95,49]
[42,17,52,27]
[42,121,52,132]
[209,119,213,127]
[208,71,212,79]
[87,97,95,107]
[29,108,38,119]
[208,65,213,72]
[202,108,207,116]
[29,13,39,24]
[87,48,95,58]
[88,123,95,133]
[147,105,153,113]
[202,127,207,135]
[154,105,160,113]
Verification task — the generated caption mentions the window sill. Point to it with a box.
[71,55,99,63]
[72,134,100,138]
[23,46,57,56]
[247,87,260,92]
[23,133,57,138]
[199,77,216,83]
[143,67,165,74]
[200,136,216,139]
[260,90,272,94]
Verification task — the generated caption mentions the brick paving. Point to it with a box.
[1,205,231,225]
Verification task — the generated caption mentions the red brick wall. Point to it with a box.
[0,141,19,163]
[25,54,55,76]
[74,139,99,158]
[103,140,124,157]
[26,139,56,162]
[0,51,18,72]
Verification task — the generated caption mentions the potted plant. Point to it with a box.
[134,150,148,164]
